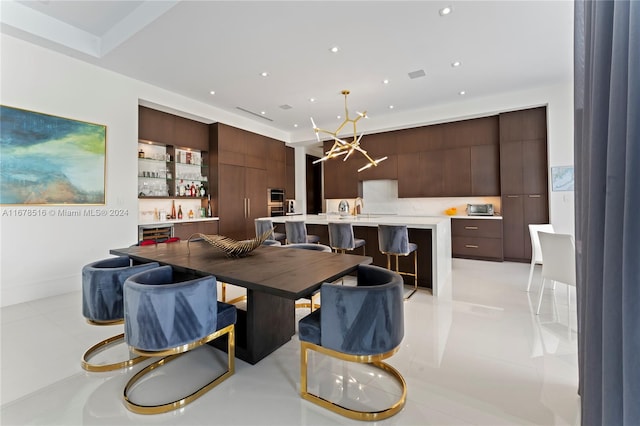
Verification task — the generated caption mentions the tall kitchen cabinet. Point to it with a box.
[499,107,549,261]
[210,123,289,240]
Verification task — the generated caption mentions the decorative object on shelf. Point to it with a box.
[310,90,388,172]
[188,230,272,258]
[445,207,457,216]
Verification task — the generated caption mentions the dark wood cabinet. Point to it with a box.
[499,107,549,262]
[443,148,471,196]
[173,220,219,240]
[451,218,503,261]
[139,106,208,150]
[285,146,295,199]
[358,132,398,181]
[323,139,359,199]
[212,124,269,240]
[471,145,500,196]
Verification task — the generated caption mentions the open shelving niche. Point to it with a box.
[137,141,209,199]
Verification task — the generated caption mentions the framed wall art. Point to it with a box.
[551,165,574,192]
[0,105,106,205]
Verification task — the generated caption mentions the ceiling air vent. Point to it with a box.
[235,107,274,121]
[279,104,293,110]
[408,69,426,79]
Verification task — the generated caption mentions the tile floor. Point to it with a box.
[1,259,580,425]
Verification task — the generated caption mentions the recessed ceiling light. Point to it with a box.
[389,105,395,109]
[459,91,466,95]
[451,61,461,67]
[209,90,215,95]
[260,111,266,115]
[337,115,341,119]
[294,124,298,128]
[330,46,339,53]
[309,98,316,102]
[383,79,390,84]
[439,6,452,16]
[260,71,269,77]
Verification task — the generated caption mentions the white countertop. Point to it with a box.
[270,214,449,229]
[139,217,219,227]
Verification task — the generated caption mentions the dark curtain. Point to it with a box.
[574,0,640,425]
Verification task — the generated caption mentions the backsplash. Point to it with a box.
[325,180,501,216]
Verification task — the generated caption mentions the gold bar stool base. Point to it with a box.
[385,251,418,301]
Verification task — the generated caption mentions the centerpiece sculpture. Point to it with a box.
[187,229,271,257]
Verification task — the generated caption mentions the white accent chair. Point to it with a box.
[527,224,555,292]
[535,232,576,315]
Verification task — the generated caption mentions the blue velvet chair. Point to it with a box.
[122,265,236,414]
[285,220,320,244]
[298,264,407,421]
[255,218,286,243]
[378,224,419,300]
[328,222,366,255]
[81,256,160,372]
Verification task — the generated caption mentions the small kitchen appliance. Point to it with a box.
[466,203,495,216]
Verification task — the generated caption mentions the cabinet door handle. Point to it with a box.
[464,226,479,230]
[247,198,251,217]
[506,195,520,198]
[528,194,542,198]
[465,244,479,249]
[243,198,247,218]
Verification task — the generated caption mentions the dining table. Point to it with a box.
[110,240,372,364]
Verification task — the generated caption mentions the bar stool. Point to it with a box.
[255,218,286,243]
[285,220,320,244]
[378,224,418,300]
[328,222,366,255]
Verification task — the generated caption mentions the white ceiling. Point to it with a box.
[1,0,574,144]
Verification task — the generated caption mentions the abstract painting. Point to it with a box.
[0,105,106,204]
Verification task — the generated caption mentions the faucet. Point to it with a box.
[354,197,364,215]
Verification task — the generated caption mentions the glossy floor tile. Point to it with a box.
[1,259,580,425]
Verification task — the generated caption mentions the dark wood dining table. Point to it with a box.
[110,241,371,364]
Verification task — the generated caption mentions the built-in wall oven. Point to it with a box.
[268,188,285,217]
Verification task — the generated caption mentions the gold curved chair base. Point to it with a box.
[123,324,235,415]
[300,341,407,421]
[82,332,147,372]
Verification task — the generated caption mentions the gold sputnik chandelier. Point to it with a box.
[311,90,388,172]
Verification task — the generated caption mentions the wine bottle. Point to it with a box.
[171,200,176,219]
[177,205,183,219]
[207,195,212,217]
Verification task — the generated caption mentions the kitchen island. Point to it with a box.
[270,214,452,297]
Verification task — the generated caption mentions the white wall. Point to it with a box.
[0,34,286,307]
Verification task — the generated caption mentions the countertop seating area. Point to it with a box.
[298,264,407,420]
[122,265,237,414]
[81,256,159,372]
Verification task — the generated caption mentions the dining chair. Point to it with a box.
[526,224,555,292]
[298,264,407,421]
[81,256,159,372]
[255,218,286,243]
[535,232,576,315]
[285,220,320,244]
[123,265,236,414]
[378,224,418,300]
[328,222,366,255]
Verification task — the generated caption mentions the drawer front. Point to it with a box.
[452,218,503,238]
[173,222,201,240]
[452,236,504,260]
